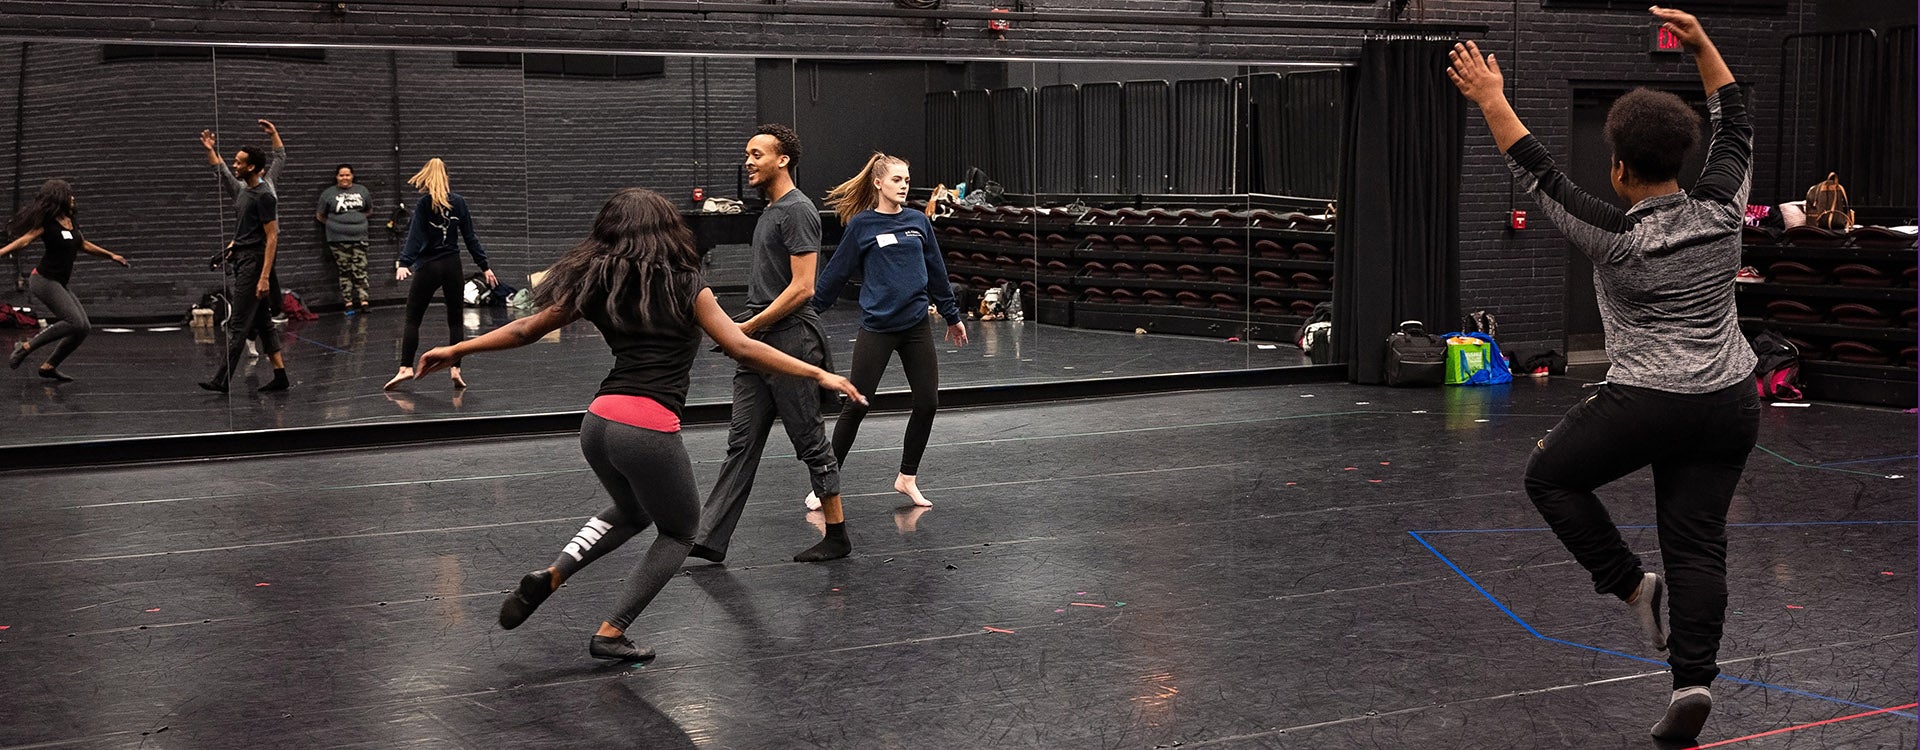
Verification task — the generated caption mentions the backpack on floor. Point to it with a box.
[279,289,318,321]
[1296,301,1334,364]
[1750,329,1803,400]
[1384,320,1446,387]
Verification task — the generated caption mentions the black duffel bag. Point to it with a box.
[1385,320,1447,387]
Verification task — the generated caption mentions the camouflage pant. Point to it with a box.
[328,241,371,305]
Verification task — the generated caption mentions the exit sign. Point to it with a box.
[1651,23,1685,54]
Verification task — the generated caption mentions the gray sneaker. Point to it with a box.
[1627,572,1668,652]
[1651,686,1712,740]
[8,342,27,370]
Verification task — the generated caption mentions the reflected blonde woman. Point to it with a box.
[386,158,496,390]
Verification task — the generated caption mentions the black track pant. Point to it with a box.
[547,414,700,632]
[401,254,463,367]
[210,253,281,388]
[833,317,940,476]
[1524,379,1759,689]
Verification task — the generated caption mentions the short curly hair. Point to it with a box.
[756,123,802,167]
[1604,88,1701,184]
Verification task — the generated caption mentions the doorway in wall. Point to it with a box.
[1566,85,1713,359]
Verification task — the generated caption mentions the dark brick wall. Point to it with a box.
[1,0,1831,347]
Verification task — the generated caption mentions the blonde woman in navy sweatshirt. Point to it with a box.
[814,153,967,508]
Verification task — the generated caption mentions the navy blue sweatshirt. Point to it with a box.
[400,193,489,271]
[813,209,960,332]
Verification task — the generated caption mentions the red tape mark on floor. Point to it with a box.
[1690,702,1919,748]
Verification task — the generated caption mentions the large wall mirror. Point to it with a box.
[0,41,1347,450]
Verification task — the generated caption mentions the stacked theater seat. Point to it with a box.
[1735,221,1917,406]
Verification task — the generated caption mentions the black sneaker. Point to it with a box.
[498,569,554,630]
[38,367,75,383]
[1651,687,1712,740]
[588,633,655,662]
[198,380,229,393]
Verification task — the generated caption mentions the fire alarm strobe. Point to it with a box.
[989,8,1011,32]
[1509,209,1528,230]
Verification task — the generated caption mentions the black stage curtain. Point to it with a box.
[1333,39,1463,384]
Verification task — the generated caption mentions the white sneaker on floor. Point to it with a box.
[1651,686,1712,740]
[803,492,822,511]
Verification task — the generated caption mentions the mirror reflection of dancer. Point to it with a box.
[689,124,853,564]
[815,153,967,509]
[317,164,375,316]
[414,188,863,662]
[386,158,494,390]
[1452,7,1756,742]
[1,179,129,382]
[199,120,291,393]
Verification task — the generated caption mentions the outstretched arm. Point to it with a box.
[81,241,129,266]
[416,304,576,376]
[1446,41,1530,153]
[0,227,43,258]
[698,289,865,403]
[1655,6,1750,208]
[1451,39,1632,261]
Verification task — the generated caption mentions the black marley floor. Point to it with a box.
[0,294,1300,447]
[1,377,1913,748]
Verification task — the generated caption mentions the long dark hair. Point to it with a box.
[533,188,702,331]
[8,179,77,238]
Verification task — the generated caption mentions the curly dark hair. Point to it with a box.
[756,123,802,167]
[1604,88,1701,184]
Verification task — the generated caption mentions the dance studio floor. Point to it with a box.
[2,378,1913,748]
[0,296,1300,446]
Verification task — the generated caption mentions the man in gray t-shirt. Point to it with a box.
[692,124,851,564]
[317,164,376,312]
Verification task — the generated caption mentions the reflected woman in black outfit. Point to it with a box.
[415,188,863,662]
[387,158,495,390]
[1,179,129,382]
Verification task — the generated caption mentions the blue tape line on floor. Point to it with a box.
[1409,528,1918,719]
[292,334,350,354]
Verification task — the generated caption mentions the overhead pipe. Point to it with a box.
[260,0,1487,34]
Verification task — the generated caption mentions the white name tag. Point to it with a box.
[876,233,898,247]
[60,230,74,240]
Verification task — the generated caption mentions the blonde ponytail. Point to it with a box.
[407,158,452,214]
[823,152,908,226]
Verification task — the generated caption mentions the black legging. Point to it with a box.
[832,317,939,476]
[401,254,464,366]
[547,413,699,631]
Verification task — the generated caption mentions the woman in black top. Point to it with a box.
[414,188,863,663]
[387,158,495,391]
[1,179,129,382]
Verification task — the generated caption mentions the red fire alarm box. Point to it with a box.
[989,8,1011,31]
[1509,209,1528,230]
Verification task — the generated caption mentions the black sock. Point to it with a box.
[258,368,290,391]
[793,522,851,562]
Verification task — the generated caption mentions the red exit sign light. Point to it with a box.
[1651,24,1685,54]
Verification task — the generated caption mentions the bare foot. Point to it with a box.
[894,473,933,507]
[449,366,467,389]
[383,366,414,391]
